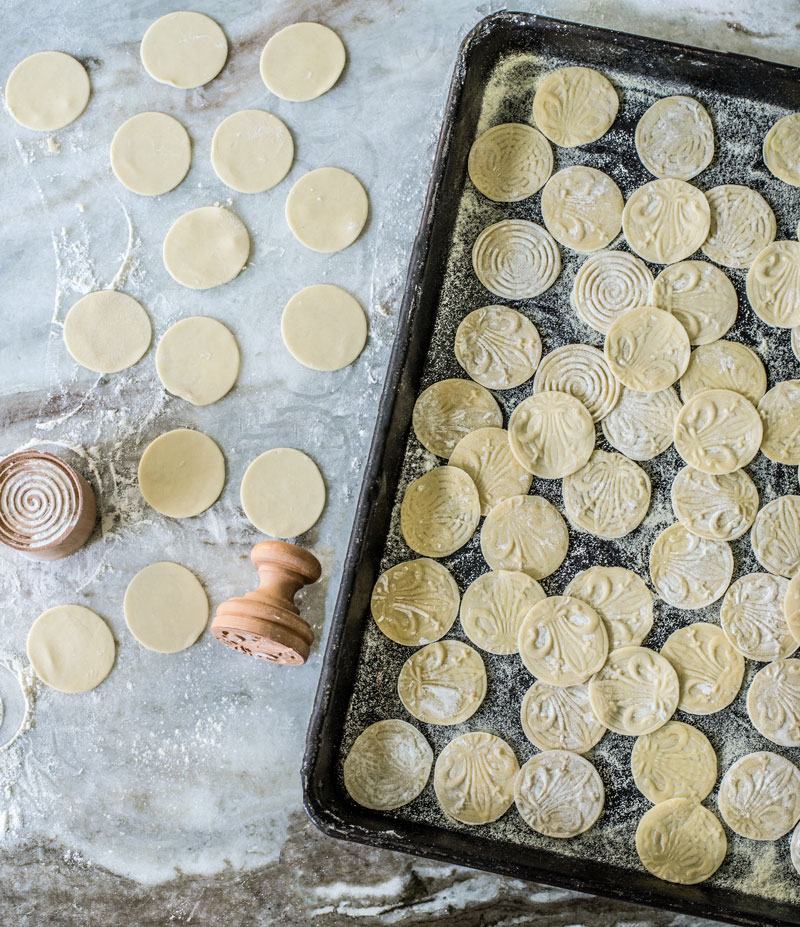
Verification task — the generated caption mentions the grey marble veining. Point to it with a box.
[0,0,798,924]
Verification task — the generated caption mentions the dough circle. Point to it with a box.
[400,466,480,558]
[508,391,594,478]
[563,450,651,539]
[794,824,800,877]
[518,595,609,687]
[472,219,561,300]
[110,112,191,196]
[571,250,654,334]
[622,179,710,264]
[123,562,208,653]
[5,51,90,131]
[720,572,795,662]
[480,494,568,580]
[763,113,800,186]
[370,558,459,647]
[163,206,249,290]
[673,389,762,474]
[631,720,717,803]
[397,640,487,725]
[281,284,367,371]
[211,109,293,193]
[454,305,542,390]
[412,378,502,459]
[260,22,345,102]
[670,466,759,542]
[649,523,733,610]
[532,66,618,147]
[139,429,225,519]
[449,428,532,516]
[719,751,800,841]
[679,340,766,406]
[541,166,623,252]
[521,681,606,753]
[460,569,544,654]
[751,495,800,578]
[651,260,737,345]
[533,344,621,422]
[636,798,727,885]
[343,719,432,811]
[747,659,800,748]
[702,184,776,268]
[758,379,800,465]
[786,571,800,641]
[661,622,744,715]
[240,448,325,538]
[63,291,151,374]
[467,122,553,202]
[27,604,115,693]
[604,306,690,392]
[515,750,605,838]
[140,11,227,89]
[746,240,800,328]
[156,316,239,406]
[601,386,681,461]
[434,732,519,825]
[285,167,368,253]
[634,95,714,180]
[565,566,653,650]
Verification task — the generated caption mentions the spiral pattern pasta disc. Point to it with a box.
[533,343,621,422]
[472,219,561,299]
[702,184,776,268]
[467,122,553,202]
[571,250,654,334]
[634,95,714,181]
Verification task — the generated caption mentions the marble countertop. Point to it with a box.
[1,0,798,924]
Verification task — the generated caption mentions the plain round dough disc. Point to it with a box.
[211,109,293,194]
[281,284,367,371]
[27,605,115,693]
[110,112,191,196]
[5,51,90,131]
[64,290,151,374]
[139,428,225,519]
[260,22,345,102]
[285,167,368,253]
[140,11,227,89]
[241,448,325,538]
[156,316,240,406]
[124,561,208,653]
[163,206,250,290]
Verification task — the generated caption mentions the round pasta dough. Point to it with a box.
[763,113,800,186]
[758,380,800,465]
[661,622,744,715]
[156,316,239,406]
[636,798,727,884]
[746,240,800,328]
[721,572,795,662]
[541,166,623,252]
[670,466,758,542]
[679,340,766,406]
[719,751,800,840]
[650,261,737,345]
[673,389,762,474]
[5,51,90,131]
[635,95,714,180]
[286,167,368,253]
[343,720,432,811]
[211,110,293,194]
[532,344,620,422]
[163,206,249,290]
[124,561,208,653]
[64,291,151,374]
[623,179,710,264]
[260,22,345,102]
[434,732,518,825]
[751,495,800,578]
[480,494,568,580]
[472,219,560,300]
[139,430,225,519]
[571,250,654,334]
[604,306,690,392]
[398,640,486,725]
[786,571,800,640]
[281,284,367,371]
[563,450,651,539]
[449,428,532,516]
[110,112,190,196]
[412,378,501,459]
[702,184,776,268]
[460,569,544,654]
[454,305,541,389]
[508,391,594,478]
[565,566,653,650]
[521,681,606,753]
[649,523,733,610]
[241,448,324,538]
[400,466,480,558]
[370,558,459,646]
[141,11,227,88]
[747,659,800,748]
[631,721,717,803]
[601,386,681,461]
[467,123,553,202]
[27,605,115,693]
[532,66,618,147]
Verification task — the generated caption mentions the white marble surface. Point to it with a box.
[1,0,799,921]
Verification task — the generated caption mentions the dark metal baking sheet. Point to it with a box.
[302,11,800,926]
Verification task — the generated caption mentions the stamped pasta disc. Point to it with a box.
[454,305,542,390]
[661,622,744,714]
[636,798,727,884]
[649,523,733,610]
[472,219,561,300]
[412,378,502,459]
[604,306,690,392]
[449,427,532,516]
[757,379,800,465]
[520,680,606,753]
[670,466,759,542]
[720,572,796,662]
[467,122,553,202]
[532,66,618,147]
[673,389,762,475]
[719,751,800,841]
[563,450,651,539]
[400,466,480,559]
[631,720,717,802]
[702,184,776,268]
[460,569,544,654]
[651,260,737,345]
[747,659,800,747]
[746,240,800,328]
[397,640,487,725]
[541,165,623,252]
[763,113,800,186]
[601,386,682,460]
[571,250,654,334]
[533,344,621,422]
[751,495,800,577]
[635,95,714,180]
[623,178,710,265]
[565,566,653,650]
[679,340,767,406]
[508,391,595,478]
[480,494,568,580]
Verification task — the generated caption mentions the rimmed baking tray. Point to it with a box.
[302,11,800,926]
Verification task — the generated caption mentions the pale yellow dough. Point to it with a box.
[601,386,681,461]
[751,495,800,577]
[563,450,651,539]
[449,427,532,515]
[139,429,225,519]
[604,306,690,392]
[719,751,800,840]
[634,95,714,180]
[400,466,480,558]
[27,605,115,693]
[454,305,541,389]
[565,566,653,650]
[64,291,151,374]
[140,11,227,89]
[541,166,623,251]
[412,378,501,459]
[156,316,240,406]
[467,123,553,202]
[631,721,717,803]
[285,167,368,253]
[571,250,654,334]
[110,112,191,196]
[241,448,325,538]
[397,640,486,725]
[636,799,726,884]
[460,570,547,655]
[670,466,758,542]
[746,240,800,328]
[702,184,776,268]
[124,562,208,653]
[649,523,733,610]
[5,51,90,131]
[521,681,606,753]
[763,113,800,186]
[211,110,293,194]
[480,494,568,580]
[508,391,594,478]
[434,732,518,825]
[281,285,367,371]
[260,22,345,102]
[758,379,800,464]
[533,344,621,422]
[650,260,737,345]
[679,340,766,406]
[163,206,249,290]
[721,572,795,662]
[472,219,561,300]
[673,389,762,475]
[622,178,710,264]
[661,622,744,714]
[532,66,618,147]
[747,659,800,747]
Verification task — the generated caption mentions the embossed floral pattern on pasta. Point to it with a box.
[636,798,727,884]
[454,305,541,390]
[661,622,744,714]
[719,751,800,841]
[649,522,733,609]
